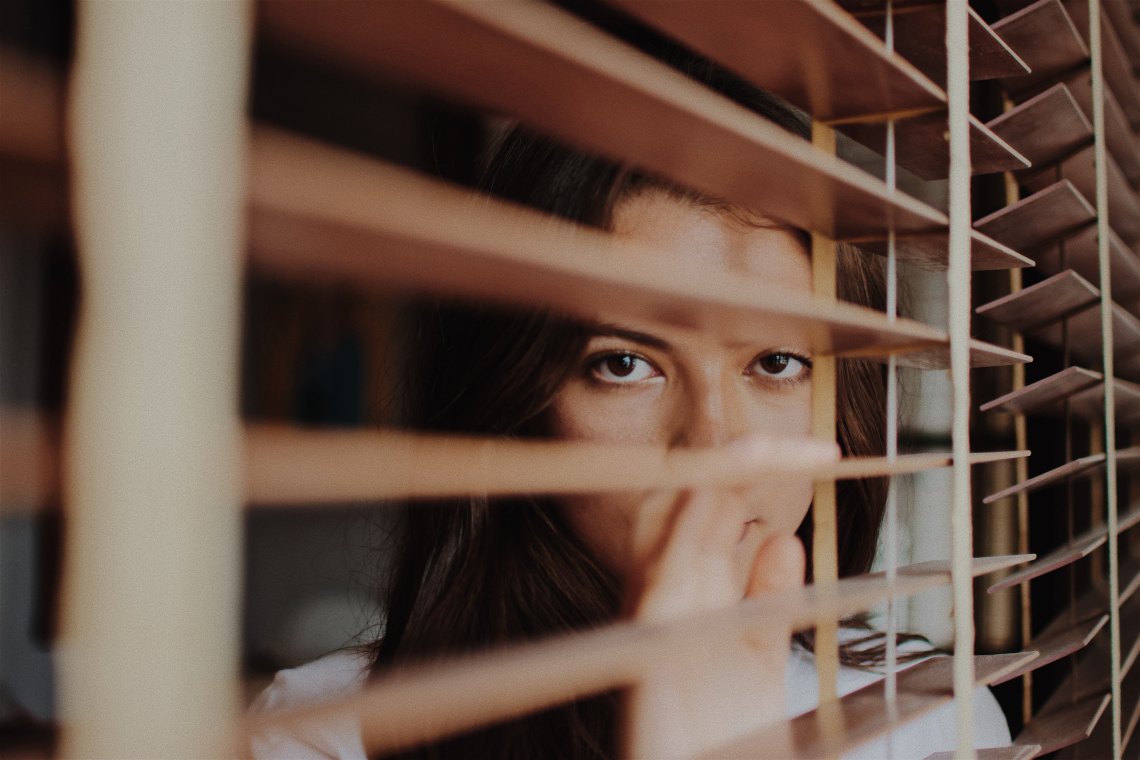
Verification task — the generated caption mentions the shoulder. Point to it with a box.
[249,649,371,760]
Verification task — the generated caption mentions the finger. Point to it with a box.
[746,533,806,598]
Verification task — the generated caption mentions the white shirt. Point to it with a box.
[251,647,1011,759]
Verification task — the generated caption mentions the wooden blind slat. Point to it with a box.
[1021,144,1140,244]
[924,746,1041,760]
[983,446,1140,504]
[987,530,1111,593]
[1062,0,1140,127]
[610,0,946,121]
[245,571,950,757]
[1034,225,1140,305]
[990,614,1109,684]
[986,83,1094,167]
[973,179,1096,253]
[1059,68,1140,188]
[980,366,1140,423]
[1015,693,1112,755]
[1031,303,1140,382]
[994,0,1090,91]
[704,653,1038,760]
[976,269,1101,330]
[248,129,948,357]
[857,338,1032,370]
[852,228,1034,272]
[257,0,948,240]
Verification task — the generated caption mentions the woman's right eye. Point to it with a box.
[587,352,661,385]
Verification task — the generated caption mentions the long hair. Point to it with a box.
[369,63,888,760]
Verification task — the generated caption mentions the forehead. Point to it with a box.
[610,191,812,291]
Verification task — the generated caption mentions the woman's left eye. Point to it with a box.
[748,352,811,381]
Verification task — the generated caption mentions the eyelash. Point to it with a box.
[583,350,813,387]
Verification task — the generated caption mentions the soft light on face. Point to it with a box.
[548,190,815,589]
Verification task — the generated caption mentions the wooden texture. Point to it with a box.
[1058,67,1140,188]
[986,83,1093,168]
[257,0,948,240]
[1020,144,1140,244]
[612,0,946,121]
[846,5,1030,85]
[1033,224,1140,305]
[994,0,1090,91]
[1061,0,1140,128]
[973,180,1095,254]
[980,366,1103,415]
[976,270,1100,331]
[1016,693,1112,755]
[925,747,1040,760]
[841,112,1030,180]
[248,130,949,359]
[990,614,1109,684]
[852,228,1034,272]
[245,572,950,757]
[983,446,1140,503]
[875,554,1036,580]
[1031,302,1140,383]
[706,653,1038,759]
[859,338,1033,370]
[1068,377,1140,423]
[987,529,1108,593]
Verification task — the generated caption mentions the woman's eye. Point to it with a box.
[750,352,811,381]
[588,353,659,384]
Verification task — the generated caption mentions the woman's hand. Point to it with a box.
[622,489,805,759]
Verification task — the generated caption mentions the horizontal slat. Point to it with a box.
[852,228,1034,272]
[706,653,1039,760]
[0,409,1027,510]
[844,5,1030,86]
[976,270,1100,331]
[1103,0,1140,70]
[986,529,1108,593]
[1015,693,1111,755]
[841,112,1030,180]
[257,0,949,240]
[243,571,950,757]
[1065,595,1140,700]
[611,0,946,121]
[986,83,1093,168]
[973,180,1095,254]
[983,446,1140,504]
[981,366,1103,415]
[1031,302,1140,383]
[989,614,1109,685]
[982,366,1140,422]
[925,747,1041,760]
[994,0,1089,91]
[1035,556,1140,639]
[1020,144,1140,244]
[1062,0,1140,128]
[1058,67,1140,188]
[872,554,1036,581]
[1053,669,1140,759]
[855,338,1033,370]
[1034,224,1140,305]
[248,130,949,358]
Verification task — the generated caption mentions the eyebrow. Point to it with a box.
[590,323,672,351]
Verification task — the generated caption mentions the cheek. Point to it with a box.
[547,381,668,446]
[558,492,643,576]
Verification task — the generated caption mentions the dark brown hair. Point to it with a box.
[368,64,889,760]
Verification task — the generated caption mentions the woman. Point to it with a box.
[253,60,1011,760]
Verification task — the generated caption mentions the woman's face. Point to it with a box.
[548,190,815,589]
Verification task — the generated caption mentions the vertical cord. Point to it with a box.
[945,2,976,757]
[1088,2,1122,757]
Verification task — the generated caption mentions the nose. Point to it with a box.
[670,368,749,449]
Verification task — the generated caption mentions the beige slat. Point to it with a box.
[1034,225,1140,306]
[843,5,1031,85]
[243,571,950,757]
[983,446,1140,504]
[986,83,1093,168]
[994,0,1089,91]
[257,0,948,241]
[1020,144,1140,244]
[987,530,1109,593]
[704,653,1039,760]
[976,270,1100,331]
[1058,67,1140,188]
[841,111,1031,180]
[611,0,947,121]
[852,228,1034,272]
[1035,558,1140,640]
[990,614,1109,685]
[248,129,949,358]
[973,180,1095,254]
[870,554,1036,581]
